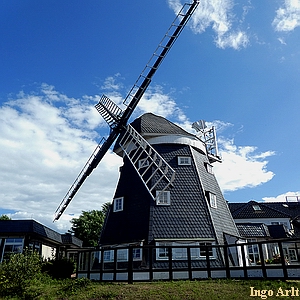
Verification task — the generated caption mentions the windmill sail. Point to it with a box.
[119,124,175,198]
[54,1,200,221]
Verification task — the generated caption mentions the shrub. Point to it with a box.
[42,257,75,279]
[0,249,42,297]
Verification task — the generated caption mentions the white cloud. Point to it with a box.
[273,0,300,32]
[263,191,300,202]
[213,137,275,192]
[168,0,249,49]
[0,85,122,232]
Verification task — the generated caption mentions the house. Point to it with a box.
[99,113,240,267]
[228,200,300,265]
[0,219,82,262]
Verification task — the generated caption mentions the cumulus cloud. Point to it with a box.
[168,0,249,50]
[0,85,122,232]
[213,137,275,192]
[263,191,300,202]
[273,0,300,32]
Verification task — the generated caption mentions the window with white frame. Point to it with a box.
[247,239,260,265]
[178,156,191,165]
[117,249,128,262]
[138,158,149,169]
[132,248,142,261]
[156,191,170,205]
[207,192,217,208]
[113,197,124,212]
[103,250,114,262]
[156,243,171,260]
[205,163,214,174]
[1,238,24,261]
[156,242,216,260]
[252,205,261,211]
[288,249,298,262]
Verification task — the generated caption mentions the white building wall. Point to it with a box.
[42,244,56,260]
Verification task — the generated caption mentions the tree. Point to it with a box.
[0,215,11,220]
[70,209,105,247]
[101,202,111,217]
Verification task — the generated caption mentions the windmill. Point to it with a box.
[54,1,200,222]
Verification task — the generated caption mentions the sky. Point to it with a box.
[1,0,300,233]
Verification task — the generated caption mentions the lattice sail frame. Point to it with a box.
[119,125,176,200]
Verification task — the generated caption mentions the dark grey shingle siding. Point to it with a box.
[191,147,240,244]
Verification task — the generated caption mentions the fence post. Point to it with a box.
[128,246,133,284]
[187,246,192,280]
[113,248,117,281]
[223,245,230,279]
[278,241,288,280]
[87,251,91,279]
[205,245,211,278]
[100,248,104,281]
[240,244,248,279]
[149,246,153,281]
[168,246,173,280]
[258,242,267,278]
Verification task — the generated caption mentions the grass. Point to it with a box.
[1,277,300,300]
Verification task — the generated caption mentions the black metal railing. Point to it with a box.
[75,238,300,283]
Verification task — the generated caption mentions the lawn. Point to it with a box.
[3,278,299,300]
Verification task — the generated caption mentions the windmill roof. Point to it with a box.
[130,113,195,137]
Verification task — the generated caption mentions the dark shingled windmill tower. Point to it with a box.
[99,113,239,261]
[54,1,239,266]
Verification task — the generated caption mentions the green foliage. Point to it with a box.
[0,215,11,220]
[70,209,106,247]
[0,249,42,297]
[42,257,76,279]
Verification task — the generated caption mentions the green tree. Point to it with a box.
[0,215,11,220]
[70,209,105,247]
[101,202,111,217]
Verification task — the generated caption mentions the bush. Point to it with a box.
[42,257,75,279]
[0,249,42,297]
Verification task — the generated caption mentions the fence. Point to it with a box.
[76,238,300,282]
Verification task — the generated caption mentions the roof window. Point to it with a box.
[252,205,261,211]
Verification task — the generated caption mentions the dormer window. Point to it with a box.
[178,156,191,165]
[205,163,214,174]
[252,205,261,211]
[206,191,217,208]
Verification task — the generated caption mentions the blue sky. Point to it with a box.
[1,0,300,232]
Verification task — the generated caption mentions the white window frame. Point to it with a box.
[288,248,298,262]
[156,243,171,260]
[113,197,124,212]
[117,249,128,262]
[206,163,214,174]
[252,205,261,211]
[138,158,149,169]
[156,242,216,260]
[208,192,217,208]
[178,156,191,166]
[103,250,114,262]
[1,238,24,262]
[156,191,170,206]
[132,248,143,261]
